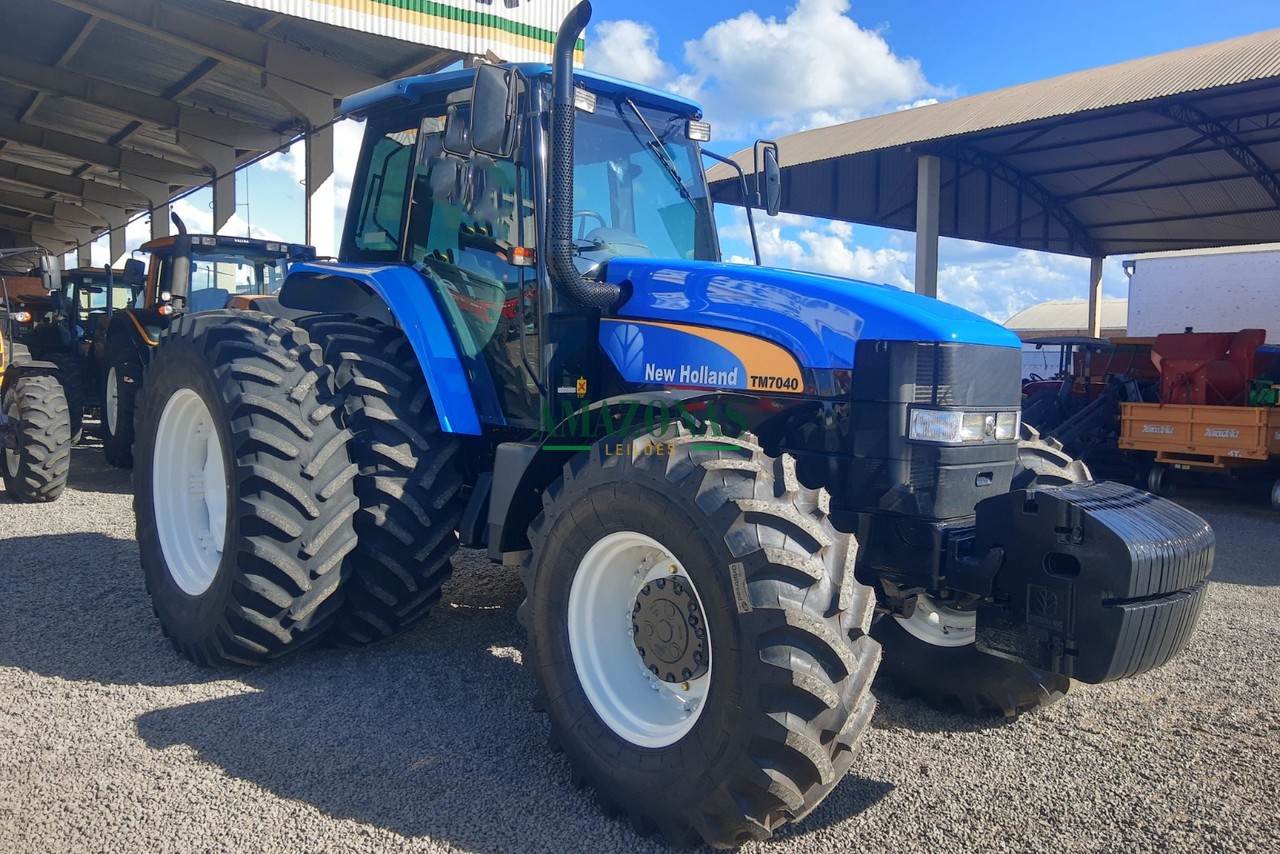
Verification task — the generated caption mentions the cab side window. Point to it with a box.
[350,126,418,257]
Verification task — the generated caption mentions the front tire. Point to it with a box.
[134,311,358,666]
[870,435,1085,717]
[2,372,71,503]
[102,332,143,468]
[522,431,879,847]
[297,316,464,645]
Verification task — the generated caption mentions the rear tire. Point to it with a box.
[103,332,142,469]
[2,372,71,503]
[46,352,84,443]
[297,315,463,645]
[521,431,879,847]
[134,311,358,666]
[870,434,1085,717]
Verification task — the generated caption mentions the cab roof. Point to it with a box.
[341,64,702,120]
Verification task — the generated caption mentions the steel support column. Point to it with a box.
[1088,257,1104,337]
[915,154,941,298]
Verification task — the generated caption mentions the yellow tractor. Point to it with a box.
[1,250,72,502]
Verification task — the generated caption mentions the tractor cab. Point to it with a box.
[137,230,315,317]
[29,265,141,359]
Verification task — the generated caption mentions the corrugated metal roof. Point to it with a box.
[772,29,1280,166]
[712,28,1280,259]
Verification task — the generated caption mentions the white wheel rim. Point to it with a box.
[105,366,119,433]
[152,388,228,595]
[895,594,976,647]
[568,531,712,748]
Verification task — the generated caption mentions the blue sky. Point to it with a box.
[93,0,1280,321]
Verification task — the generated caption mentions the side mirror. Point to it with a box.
[122,258,145,288]
[470,63,520,158]
[755,140,781,217]
[40,254,61,294]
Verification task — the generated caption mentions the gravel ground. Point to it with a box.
[2,442,1279,853]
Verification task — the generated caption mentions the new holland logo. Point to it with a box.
[1204,427,1240,439]
[1142,424,1174,434]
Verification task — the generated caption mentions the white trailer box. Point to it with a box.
[1127,244,1280,343]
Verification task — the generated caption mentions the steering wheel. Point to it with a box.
[573,210,607,239]
[1028,372,1045,382]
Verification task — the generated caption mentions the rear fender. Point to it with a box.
[280,262,482,435]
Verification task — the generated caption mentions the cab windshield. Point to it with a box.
[186,249,290,297]
[571,98,718,266]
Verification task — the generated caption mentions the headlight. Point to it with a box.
[909,408,1020,444]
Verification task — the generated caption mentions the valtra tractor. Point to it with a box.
[133,3,1214,846]
[101,217,314,467]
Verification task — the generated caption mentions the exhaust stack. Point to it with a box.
[547,1,621,311]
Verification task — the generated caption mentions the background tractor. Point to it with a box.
[101,217,314,467]
[1,250,72,503]
[132,3,1215,846]
[17,264,144,441]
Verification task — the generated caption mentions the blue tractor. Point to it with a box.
[133,3,1214,846]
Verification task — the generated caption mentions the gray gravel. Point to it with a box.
[2,442,1279,853]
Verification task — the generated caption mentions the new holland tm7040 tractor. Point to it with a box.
[134,3,1214,846]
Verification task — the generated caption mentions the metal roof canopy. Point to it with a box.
[710,27,1280,327]
[0,0,472,262]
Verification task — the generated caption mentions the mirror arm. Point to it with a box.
[701,148,761,267]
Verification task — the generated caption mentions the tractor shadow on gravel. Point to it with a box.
[134,554,893,850]
[0,530,224,687]
[65,438,133,496]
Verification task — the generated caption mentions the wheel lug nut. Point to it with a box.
[649,664,659,675]
[682,668,691,680]
[656,578,665,589]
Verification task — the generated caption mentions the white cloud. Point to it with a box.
[587,20,670,87]
[719,209,914,288]
[258,117,365,233]
[672,0,936,135]
[718,209,1129,323]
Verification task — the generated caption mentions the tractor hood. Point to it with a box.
[601,258,1019,371]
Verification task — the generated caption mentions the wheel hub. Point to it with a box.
[632,576,708,684]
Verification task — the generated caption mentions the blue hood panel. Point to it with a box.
[603,259,1019,370]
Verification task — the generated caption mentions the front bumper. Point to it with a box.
[973,480,1213,683]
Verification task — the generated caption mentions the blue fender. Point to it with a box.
[282,261,483,435]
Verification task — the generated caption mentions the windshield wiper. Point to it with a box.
[620,98,695,205]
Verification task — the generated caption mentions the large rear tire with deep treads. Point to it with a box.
[521,430,880,848]
[134,310,358,666]
[102,330,143,468]
[296,315,464,645]
[870,432,1088,717]
[2,371,71,503]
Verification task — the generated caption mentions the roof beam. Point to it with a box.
[0,162,145,208]
[1092,204,1280,230]
[1023,139,1222,178]
[943,143,1103,257]
[0,190,55,218]
[1155,102,1280,209]
[0,117,203,183]
[0,55,289,150]
[48,0,382,99]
